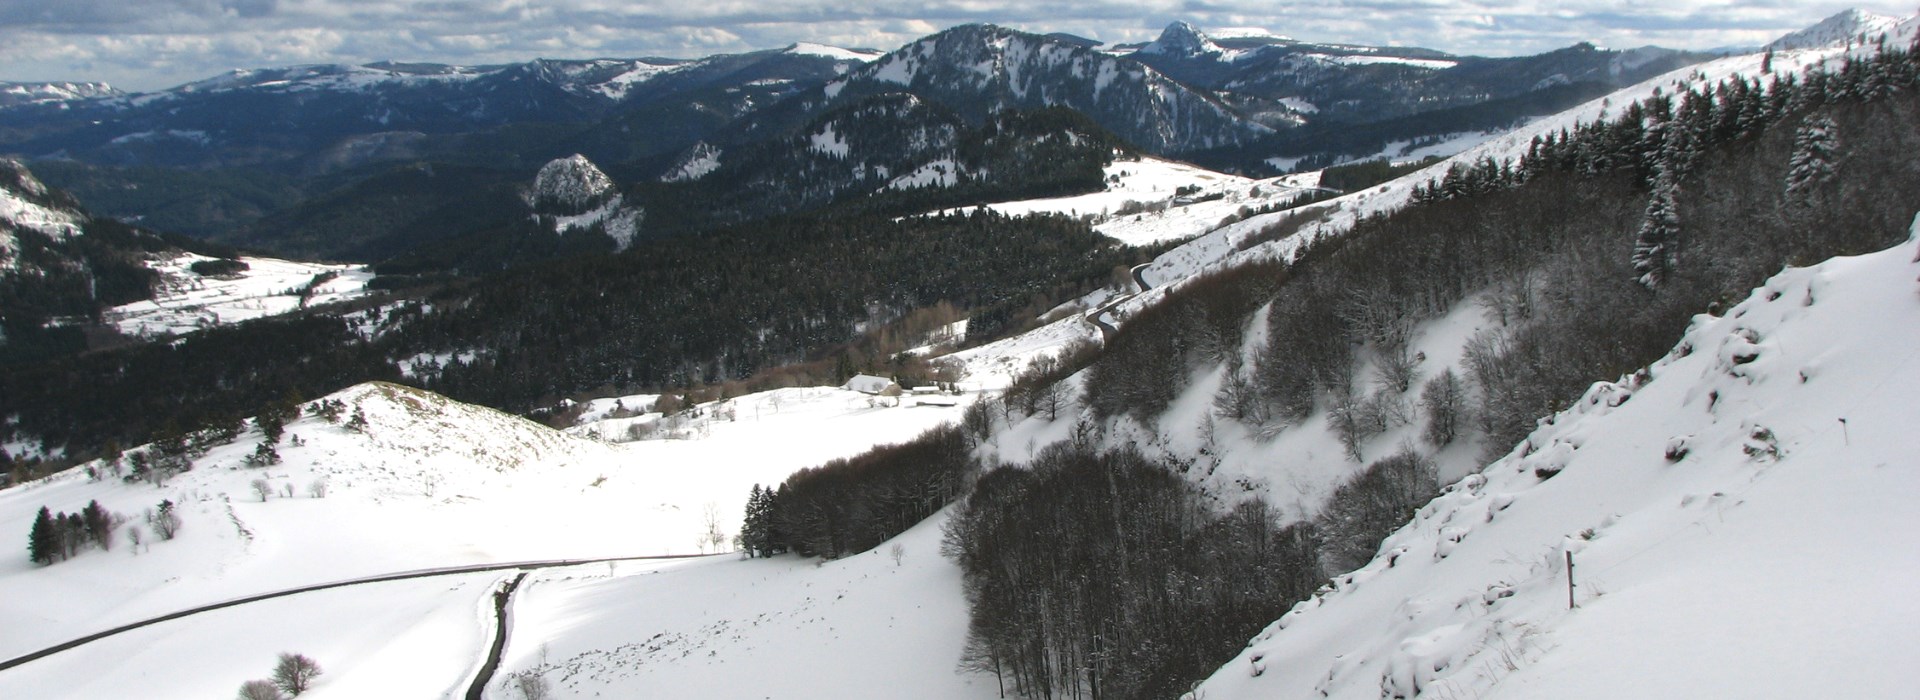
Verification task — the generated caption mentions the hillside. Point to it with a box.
[1190,220,1920,700]
[0,381,982,697]
[1,9,1918,700]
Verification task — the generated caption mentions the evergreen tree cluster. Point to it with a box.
[396,210,1138,412]
[27,500,121,565]
[737,484,786,559]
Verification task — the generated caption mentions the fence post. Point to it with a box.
[1566,550,1577,610]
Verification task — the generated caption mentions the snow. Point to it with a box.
[1277,96,1319,113]
[0,169,83,268]
[809,124,850,158]
[786,43,885,62]
[0,81,118,106]
[1125,20,1919,304]
[1314,53,1459,70]
[929,157,1331,249]
[588,60,677,101]
[107,129,210,146]
[0,381,985,696]
[532,154,614,211]
[886,158,961,190]
[547,196,643,251]
[1767,9,1903,51]
[1189,222,1920,700]
[104,254,374,338]
[661,142,722,183]
[500,512,988,699]
[1211,27,1291,41]
[868,52,918,86]
[0,573,500,699]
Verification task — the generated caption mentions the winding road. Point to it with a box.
[1086,263,1154,341]
[0,553,706,675]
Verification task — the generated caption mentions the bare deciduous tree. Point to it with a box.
[700,503,728,553]
[237,679,284,700]
[272,652,322,696]
[513,671,551,700]
[307,479,328,498]
[251,478,273,502]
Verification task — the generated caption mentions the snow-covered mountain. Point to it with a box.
[805,24,1273,154]
[530,154,616,214]
[0,81,120,108]
[1767,8,1904,51]
[529,154,644,250]
[1,159,166,328]
[0,47,877,172]
[1127,20,1707,169]
[3,10,1919,699]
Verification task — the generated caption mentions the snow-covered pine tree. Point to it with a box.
[1633,163,1682,289]
[1785,115,1840,213]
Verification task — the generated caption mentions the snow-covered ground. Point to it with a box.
[4,13,1916,700]
[104,253,374,337]
[0,382,980,697]
[1190,221,1920,700]
[495,511,990,699]
[934,156,1323,247]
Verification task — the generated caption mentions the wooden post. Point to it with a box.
[1566,550,1577,610]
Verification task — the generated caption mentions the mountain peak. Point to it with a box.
[1140,21,1224,57]
[532,154,615,214]
[1767,8,1903,51]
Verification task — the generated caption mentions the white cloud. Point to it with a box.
[0,0,1908,90]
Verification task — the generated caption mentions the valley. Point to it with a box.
[2,8,1918,700]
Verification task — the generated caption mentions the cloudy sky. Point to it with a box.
[0,0,1907,91]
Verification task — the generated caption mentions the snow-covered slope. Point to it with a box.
[1189,221,1920,700]
[497,511,991,699]
[1124,15,1920,306]
[939,156,1323,247]
[0,381,981,697]
[1767,8,1904,51]
[105,254,373,337]
[0,158,84,268]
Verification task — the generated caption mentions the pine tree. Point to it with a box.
[1784,115,1840,215]
[1633,164,1682,289]
[28,506,58,565]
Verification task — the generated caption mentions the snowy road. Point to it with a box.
[0,553,707,675]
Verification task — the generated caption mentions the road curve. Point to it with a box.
[0,553,707,674]
[1087,263,1155,341]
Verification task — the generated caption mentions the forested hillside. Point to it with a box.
[731,33,1920,700]
[0,207,1148,465]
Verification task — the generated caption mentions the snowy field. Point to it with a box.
[0,382,978,697]
[932,157,1324,247]
[492,512,993,700]
[105,253,374,337]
